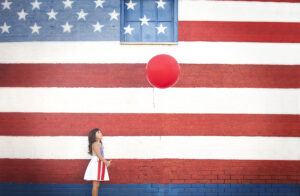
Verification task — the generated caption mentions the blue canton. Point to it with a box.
[0,0,120,42]
[0,0,177,42]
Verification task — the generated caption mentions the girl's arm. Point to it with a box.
[92,143,111,166]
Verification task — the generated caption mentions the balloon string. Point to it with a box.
[152,88,156,109]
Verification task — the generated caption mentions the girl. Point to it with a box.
[84,128,111,196]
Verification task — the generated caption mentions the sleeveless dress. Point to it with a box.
[84,142,109,181]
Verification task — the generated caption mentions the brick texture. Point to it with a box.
[1,159,300,184]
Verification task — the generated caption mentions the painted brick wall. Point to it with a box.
[0,183,300,196]
[1,159,300,184]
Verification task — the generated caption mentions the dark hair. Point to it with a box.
[88,128,102,155]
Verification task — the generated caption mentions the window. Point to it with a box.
[121,0,178,44]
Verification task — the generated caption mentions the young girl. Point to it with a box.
[84,128,111,196]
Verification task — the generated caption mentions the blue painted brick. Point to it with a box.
[204,188,219,193]
[258,184,272,188]
[218,184,231,189]
[231,184,245,189]
[205,193,218,196]
[243,193,259,196]
[219,193,231,196]
[155,192,166,196]
[272,184,293,188]
[191,184,205,188]
[152,184,168,188]
[118,184,146,188]
[191,193,205,196]
[144,193,153,196]
[205,184,218,189]
[277,188,295,193]
[272,193,292,196]
[158,188,169,193]
[177,193,192,196]
[260,193,272,196]
[172,188,185,192]
[165,193,178,196]
[237,188,252,193]
[225,188,239,193]
[184,188,201,192]
[146,187,159,192]
[169,184,191,188]
[1,183,299,196]
[250,187,265,193]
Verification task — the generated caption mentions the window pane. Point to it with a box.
[123,22,141,42]
[142,0,156,21]
[125,0,141,21]
[142,22,156,42]
[157,0,172,21]
[155,22,173,42]
[121,0,177,43]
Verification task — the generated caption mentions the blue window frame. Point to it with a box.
[121,0,178,43]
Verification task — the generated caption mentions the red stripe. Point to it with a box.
[179,21,300,43]
[1,159,299,184]
[0,64,299,88]
[97,160,101,181]
[101,162,105,181]
[0,113,299,137]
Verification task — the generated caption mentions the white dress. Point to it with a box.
[84,143,109,181]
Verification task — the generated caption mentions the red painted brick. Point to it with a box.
[265,180,280,183]
[244,176,260,180]
[211,180,225,183]
[171,180,185,183]
[257,176,272,180]
[218,175,230,180]
[287,176,300,180]
[211,171,225,175]
[1,159,300,184]
[184,180,199,183]
[272,176,288,180]
[197,180,211,184]
[244,180,266,184]
[225,180,243,184]
[231,176,244,180]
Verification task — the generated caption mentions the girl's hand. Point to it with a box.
[105,160,111,167]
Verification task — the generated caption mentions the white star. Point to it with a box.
[94,0,105,8]
[156,23,167,34]
[17,9,28,20]
[63,0,73,9]
[77,9,88,20]
[61,21,72,32]
[2,0,12,10]
[155,0,166,9]
[124,24,134,35]
[125,0,136,10]
[30,23,41,34]
[0,22,10,33]
[92,21,104,32]
[47,9,58,20]
[31,0,42,10]
[108,9,119,21]
[139,15,150,26]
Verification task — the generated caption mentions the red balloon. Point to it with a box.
[146,54,180,88]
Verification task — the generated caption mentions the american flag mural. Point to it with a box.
[0,0,300,195]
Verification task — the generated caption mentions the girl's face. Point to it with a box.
[96,130,103,140]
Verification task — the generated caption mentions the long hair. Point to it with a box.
[88,128,102,155]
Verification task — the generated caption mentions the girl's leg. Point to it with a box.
[92,181,100,196]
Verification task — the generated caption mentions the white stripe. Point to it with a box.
[179,0,300,22]
[0,87,298,114]
[1,42,300,64]
[0,136,299,160]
